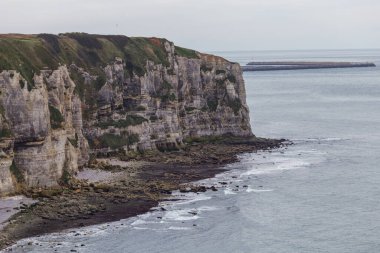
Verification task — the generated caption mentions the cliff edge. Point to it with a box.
[0,33,252,195]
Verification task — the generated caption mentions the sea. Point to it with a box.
[4,49,380,253]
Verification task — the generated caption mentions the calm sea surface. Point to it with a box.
[5,49,380,253]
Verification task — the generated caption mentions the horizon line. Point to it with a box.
[207,48,380,53]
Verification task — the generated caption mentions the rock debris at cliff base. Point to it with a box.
[0,137,284,250]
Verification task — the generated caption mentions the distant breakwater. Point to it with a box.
[242,61,376,71]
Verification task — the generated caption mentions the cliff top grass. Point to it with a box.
[0,33,200,84]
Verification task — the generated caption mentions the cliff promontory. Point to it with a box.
[0,33,252,195]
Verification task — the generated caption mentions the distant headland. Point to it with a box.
[242,61,376,71]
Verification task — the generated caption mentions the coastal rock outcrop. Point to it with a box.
[0,33,252,195]
[0,68,87,191]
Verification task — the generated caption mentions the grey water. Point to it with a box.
[5,49,380,253]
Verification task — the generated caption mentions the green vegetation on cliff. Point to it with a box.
[89,132,140,149]
[95,115,148,129]
[59,168,72,186]
[207,99,218,111]
[49,105,64,129]
[68,133,79,148]
[0,34,202,121]
[174,46,199,59]
[0,34,199,82]
[10,161,24,184]
[0,128,12,138]
[227,98,242,115]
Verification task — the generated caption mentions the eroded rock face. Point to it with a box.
[0,159,14,194]
[0,72,49,144]
[88,42,252,154]
[0,68,88,195]
[0,38,252,195]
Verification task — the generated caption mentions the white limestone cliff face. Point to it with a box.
[0,68,88,195]
[91,42,252,153]
[0,42,252,195]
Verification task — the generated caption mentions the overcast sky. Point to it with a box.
[1,0,379,51]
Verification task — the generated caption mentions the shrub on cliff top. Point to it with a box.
[0,34,173,87]
[37,34,61,54]
[65,33,103,49]
[0,36,57,85]
[174,46,199,59]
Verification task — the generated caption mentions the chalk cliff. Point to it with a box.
[0,33,252,195]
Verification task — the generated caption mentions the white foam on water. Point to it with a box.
[130,218,169,229]
[197,206,219,212]
[224,188,237,195]
[276,159,310,170]
[166,192,212,206]
[125,191,220,232]
[246,187,274,193]
[241,158,310,176]
[292,137,349,143]
[168,226,191,231]
[131,205,219,230]
[131,219,147,226]
[323,137,347,141]
[163,209,199,221]
[135,211,154,220]
[132,227,150,230]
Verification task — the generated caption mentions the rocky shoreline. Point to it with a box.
[0,137,286,250]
